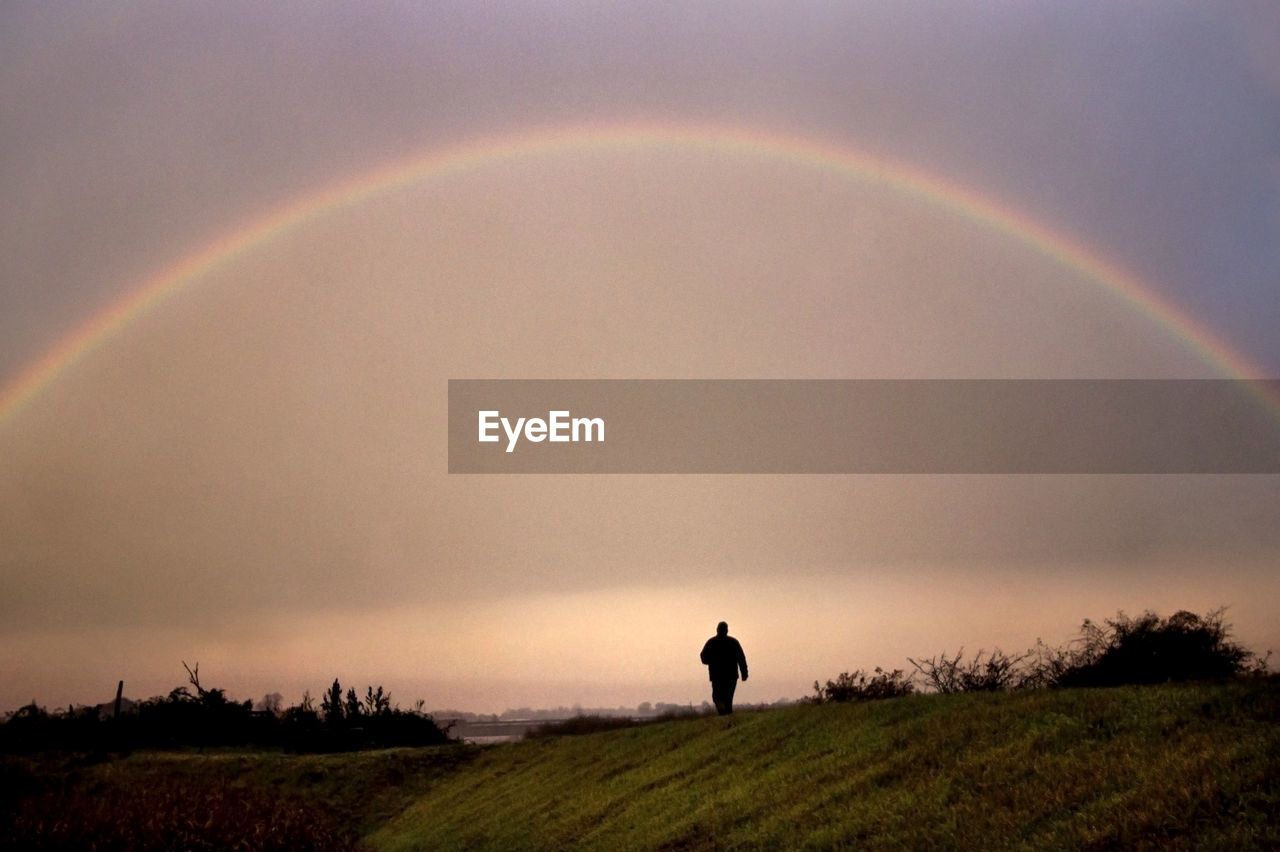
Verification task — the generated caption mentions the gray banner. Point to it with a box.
[447,380,1280,473]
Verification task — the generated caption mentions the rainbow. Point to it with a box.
[0,121,1275,430]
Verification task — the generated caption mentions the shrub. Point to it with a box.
[908,648,1028,694]
[1053,608,1265,688]
[813,607,1270,703]
[1016,639,1078,690]
[812,667,915,703]
[1,669,452,754]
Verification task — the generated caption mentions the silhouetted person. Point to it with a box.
[700,621,748,715]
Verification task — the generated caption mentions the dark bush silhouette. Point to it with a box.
[906,608,1269,694]
[1052,608,1266,688]
[277,677,450,752]
[811,667,915,703]
[908,648,1029,693]
[813,607,1269,702]
[1,667,451,754]
[1014,638,1078,691]
[322,678,346,724]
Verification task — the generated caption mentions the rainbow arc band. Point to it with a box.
[1,121,1275,430]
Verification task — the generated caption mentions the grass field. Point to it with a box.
[5,678,1278,849]
[1,746,476,849]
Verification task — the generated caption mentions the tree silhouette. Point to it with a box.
[322,679,345,723]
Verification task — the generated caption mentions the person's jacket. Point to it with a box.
[700,635,748,682]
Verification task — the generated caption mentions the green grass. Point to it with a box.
[371,679,1280,850]
[5,679,1277,849]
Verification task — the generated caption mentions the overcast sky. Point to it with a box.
[2,1,1278,713]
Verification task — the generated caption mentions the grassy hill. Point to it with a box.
[372,679,1279,850]
[4,679,1278,849]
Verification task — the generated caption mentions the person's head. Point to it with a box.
[716,621,728,636]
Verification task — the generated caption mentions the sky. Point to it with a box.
[2,0,1279,714]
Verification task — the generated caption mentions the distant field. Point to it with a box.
[5,679,1278,849]
[446,718,560,743]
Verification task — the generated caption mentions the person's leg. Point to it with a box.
[711,680,727,715]
[722,678,737,714]
[712,679,737,715]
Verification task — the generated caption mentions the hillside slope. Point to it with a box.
[372,679,1279,850]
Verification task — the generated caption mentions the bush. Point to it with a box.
[908,648,1028,694]
[1053,608,1266,688]
[1,669,453,754]
[1015,639,1078,691]
[812,668,915,703]
[814,607,1271,702]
